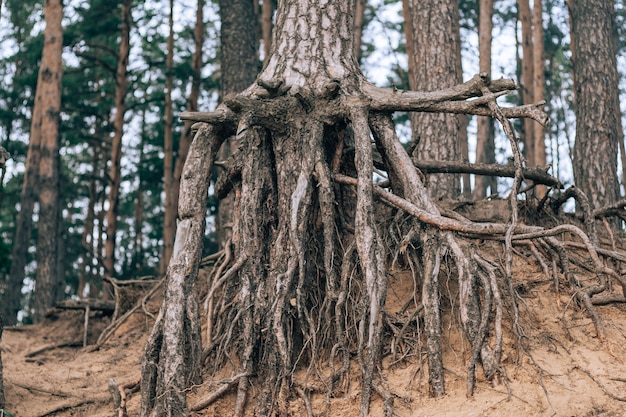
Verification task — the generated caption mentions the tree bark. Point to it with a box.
[473,0,497,199]
[161,0,176,275]
[570,0,621,210]
[406,0,464,199]
[32,0,64,322]
[104,0,132,293]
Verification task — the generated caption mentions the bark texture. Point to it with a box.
[33,0,64,322]
[406,0,463,199]
[570,0,621,209]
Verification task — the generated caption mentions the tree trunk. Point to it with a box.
[161,0,175,275]
[473,0,497,199]
[532,0,547,198]
[401,0,415,90]
[104,0,132,292]
[519,0,535,166]
[215,0,260,248]
[134,111,147,275]
[261,0,274,66]
[570,0,621,210]
[353,0,366,63]
[32,0,64,322]
[406,0,463,199]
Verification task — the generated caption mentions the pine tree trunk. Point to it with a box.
[215,0,259,247]
[406,0,463,199]
[353,0,366,63]
[32,0,64,322]
[161,0,176,275]
[519,0,535,166]
[261,0,273,65]
[570,0,621,210]
[104,0,132,291]
[474,0,497,199]
[532,0,547,198]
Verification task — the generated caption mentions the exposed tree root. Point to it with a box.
[143,50,626,417]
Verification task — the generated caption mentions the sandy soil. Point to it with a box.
[2,262,626,417]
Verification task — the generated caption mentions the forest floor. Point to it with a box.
[3,210,626,416]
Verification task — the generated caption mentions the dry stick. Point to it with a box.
[24,341,83,358]
[35,397,105,417]
[94,279,163,349]
[190,373,249,411]
[575,367,626,402]
[9,380,73,397]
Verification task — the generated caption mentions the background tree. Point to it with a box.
[404,0,464,199]
[32,0,64,322]
[161,0,175,274]
[103,0,132,293]
[215,0,260,247]
[3,0,62,324]
[570,0,621,210]
[532,0,547,197]
[473,0,497,199]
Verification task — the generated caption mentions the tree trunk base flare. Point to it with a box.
[139,2,625,416]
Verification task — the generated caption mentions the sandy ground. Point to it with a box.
[2,264,626,417]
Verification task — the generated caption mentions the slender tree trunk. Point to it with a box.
[161,0,175,275]
[406,0,463,199]
[216,0,259,247]
[353,0,366,63]
[104,0,132,293]
[78,136,100,297]
[532,0,547,198]
[32,0,64,322]
[474,0,497,199]
[134,111,147,274]
[570,0,621,210]
[401,0,415,90]
[261,0,274,66]
[519,0,535,166]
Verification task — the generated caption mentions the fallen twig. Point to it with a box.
[189,372,249,411]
